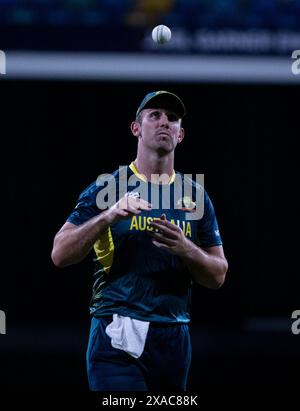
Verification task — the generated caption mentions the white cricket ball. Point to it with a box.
[152,25,172,45]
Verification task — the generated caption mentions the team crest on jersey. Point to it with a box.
[176,196,197,212]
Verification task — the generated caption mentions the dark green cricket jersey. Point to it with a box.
[67,162,222,323]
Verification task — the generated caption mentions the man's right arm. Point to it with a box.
[51,196,151,268]
[51,212,111,268]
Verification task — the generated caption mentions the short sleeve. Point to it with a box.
[67,182,100,226]
[196,191,223,248]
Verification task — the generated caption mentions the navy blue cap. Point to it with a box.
[136,91,186,118]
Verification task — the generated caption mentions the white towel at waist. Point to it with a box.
[105,314,150,359]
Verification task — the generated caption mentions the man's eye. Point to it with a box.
[168,114,178,122]
[150,111,160,117]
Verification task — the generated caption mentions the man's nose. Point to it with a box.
[159,112,169,127]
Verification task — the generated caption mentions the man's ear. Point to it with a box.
[130,121,141,138]
[177,127,185,143]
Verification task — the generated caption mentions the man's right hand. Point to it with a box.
[103,195,152,225]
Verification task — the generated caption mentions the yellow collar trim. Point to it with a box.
[129,162,176,185]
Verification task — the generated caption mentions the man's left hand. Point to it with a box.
[148,214,191,256]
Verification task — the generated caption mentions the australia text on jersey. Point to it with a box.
[95,167,205,221]
[130,215,193,237]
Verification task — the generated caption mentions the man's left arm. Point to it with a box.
[179,243,228,289]
[149,215,228,289]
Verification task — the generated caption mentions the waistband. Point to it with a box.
[92,315,187,328]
